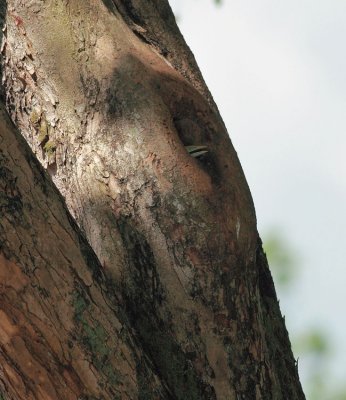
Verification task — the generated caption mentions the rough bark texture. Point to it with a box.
[0,0,305,399]
[0,101,173,399]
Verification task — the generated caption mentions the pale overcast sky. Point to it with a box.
[170,0,346,392]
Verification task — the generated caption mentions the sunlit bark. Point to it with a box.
[0,102,170,399]
[0,1,305,398]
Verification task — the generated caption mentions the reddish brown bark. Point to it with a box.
[0,1,305,399]
[0,103,170,399]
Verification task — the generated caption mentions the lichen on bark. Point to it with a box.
[0,0,305,398]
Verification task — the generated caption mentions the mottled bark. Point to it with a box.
[0,0,305,399]
[0,102,171,399]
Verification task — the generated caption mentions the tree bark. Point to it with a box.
[0,1,305,399]
[0,102,170,399]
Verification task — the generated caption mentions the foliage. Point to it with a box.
[264,230,346,400]
[263,229,298,287]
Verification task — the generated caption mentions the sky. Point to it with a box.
[170,0,346,392]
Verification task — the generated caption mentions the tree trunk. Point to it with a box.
[0,1,305,399]
[0,101,170,399]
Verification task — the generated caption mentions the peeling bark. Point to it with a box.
[0,1,305,399]
[0,102,171,399]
